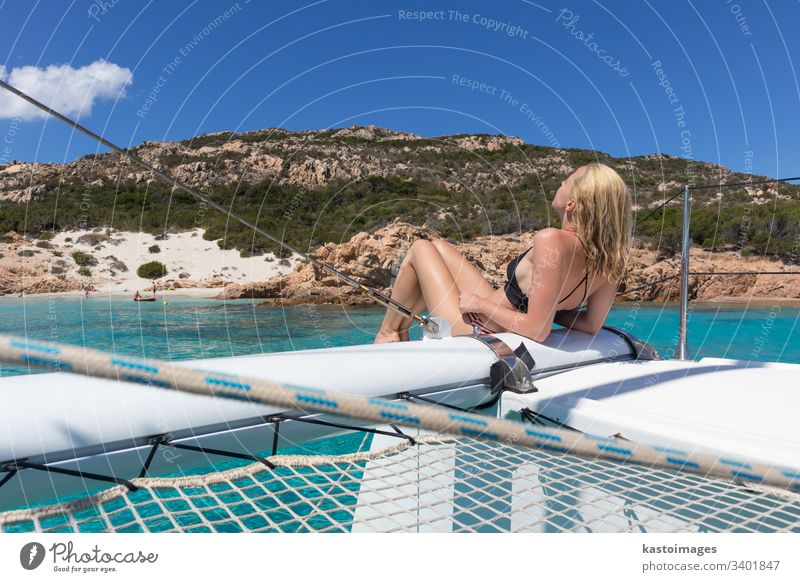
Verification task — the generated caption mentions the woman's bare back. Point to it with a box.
[507,229,597,311]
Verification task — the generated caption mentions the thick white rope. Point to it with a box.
[0,334,798,492]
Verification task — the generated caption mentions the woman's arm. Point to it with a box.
[492,304,555,340]
[459,230,564,342]
[553,278,617,334]
[552,308,582,329]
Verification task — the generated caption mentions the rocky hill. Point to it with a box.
[2,124,796,209]
[2,125,799,299]
[2,126,532,200]
[217,221,800,305]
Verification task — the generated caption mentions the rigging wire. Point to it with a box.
[0,79,438,334]
[627,176,800,296]
[617,271,800,297]
[635,176,800,226]
[4,78,799,326]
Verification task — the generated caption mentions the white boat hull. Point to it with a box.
[0,328,637,510]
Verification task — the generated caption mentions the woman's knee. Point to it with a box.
[411,238,435,249]
[431,238,452,256]
[409,238,436,259]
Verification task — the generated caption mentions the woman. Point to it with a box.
[374,163,632,343]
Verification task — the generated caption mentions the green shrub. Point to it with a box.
[36,240,52,249]
[137,261,167,279]
[148,244,161,254]
[72,251,97,267]
[77,267,91,277]
[38,231,54,241]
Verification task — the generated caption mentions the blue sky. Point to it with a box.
[1,0,798,179]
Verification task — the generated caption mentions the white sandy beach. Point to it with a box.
[1,228,302,297]
[53,228,302,293]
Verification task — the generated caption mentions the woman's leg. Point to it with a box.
[431,239,495,299]
[383,252,480,340]
[375,255,424,342]
[376,239,473,342]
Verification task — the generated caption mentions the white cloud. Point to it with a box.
[0,60,132,120]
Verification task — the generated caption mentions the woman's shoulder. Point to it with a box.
[531,227,566,244]
[524,229,576,271]
[532,227,561,238]
[530,228,575,255]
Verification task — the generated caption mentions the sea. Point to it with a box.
[1,295,798,377]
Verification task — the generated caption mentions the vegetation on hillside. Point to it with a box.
[71,251,97,267]
[3,134,799,261]
[137,261,167,279]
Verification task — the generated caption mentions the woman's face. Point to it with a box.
[551,166,587,218]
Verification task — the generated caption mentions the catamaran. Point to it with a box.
[0,79,798,533]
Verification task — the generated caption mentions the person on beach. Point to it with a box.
[374,163,632,343]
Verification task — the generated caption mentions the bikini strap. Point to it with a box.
[557,270,590,305]
[511,247,532,272]
[580,269,590,305]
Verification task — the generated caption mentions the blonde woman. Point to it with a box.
[374,163,632,343]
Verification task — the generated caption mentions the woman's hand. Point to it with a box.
[458,292,486,314]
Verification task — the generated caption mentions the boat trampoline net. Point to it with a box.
[2,433,799,533]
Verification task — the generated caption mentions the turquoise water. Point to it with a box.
[2,430,372,533]
[1,295,798,530]
[1,296,798,377]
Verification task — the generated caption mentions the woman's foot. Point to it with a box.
[374,328,402,344]
[374,327,410,343]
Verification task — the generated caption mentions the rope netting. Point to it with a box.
[2,333,800,533]
[2,334,799,492]
[2,434,799,533]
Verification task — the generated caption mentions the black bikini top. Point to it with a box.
[503,247,589,313]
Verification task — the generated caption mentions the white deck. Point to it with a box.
[500,357,800,468]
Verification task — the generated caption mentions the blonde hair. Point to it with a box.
[570,163,632,282]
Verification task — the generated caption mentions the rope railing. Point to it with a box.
[635,175,800,225]
[617,270,800,297]
[0,334,798,493]
[688,175,800,191]
[635,190,685,226]
[620,173,800,300]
